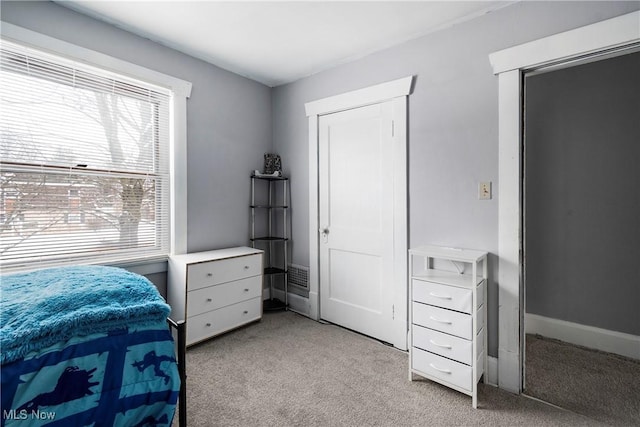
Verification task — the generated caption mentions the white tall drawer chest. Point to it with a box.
[408,245,488,408]
[168,247,264,346]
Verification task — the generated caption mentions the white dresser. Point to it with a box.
[168,247,264,346]
[409,245,487,408]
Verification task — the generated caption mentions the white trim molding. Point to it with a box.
[1,22,192,257]
[170,95,189,255]
[490,11,640,74]
[271,289,311,318]
[304,76,413,350]
[488,11,640,394]
[526,314,640,361]
[304,76,412,117]
[487,356,499,387]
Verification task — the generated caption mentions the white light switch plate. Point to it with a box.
[479,182,492,200]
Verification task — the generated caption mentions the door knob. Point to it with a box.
[320,227,330,243]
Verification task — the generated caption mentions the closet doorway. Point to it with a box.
[523,49,640,424]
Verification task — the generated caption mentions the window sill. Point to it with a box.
[106,257,168,276]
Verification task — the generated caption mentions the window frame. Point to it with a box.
[0,22,192,273]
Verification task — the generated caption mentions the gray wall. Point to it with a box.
[2,1,639,350]
[271,1,640,356]
[525,52,640,336]
[1,0,272,258]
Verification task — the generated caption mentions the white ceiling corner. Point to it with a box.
[56,1,515,87]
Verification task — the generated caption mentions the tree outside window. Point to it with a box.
[0,44,170,268]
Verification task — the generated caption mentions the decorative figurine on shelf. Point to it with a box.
[263,153,282,176]
[251,153,283,177]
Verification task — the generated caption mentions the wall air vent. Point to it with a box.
[288,264,309,290]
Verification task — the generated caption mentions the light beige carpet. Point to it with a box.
[525,333,640,426]
[176,311,603,426]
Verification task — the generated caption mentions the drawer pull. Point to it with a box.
[429,363,452,374]
[205,323,212,327]
[429,340,452,349]
[244,288,249,292]
[206,298,212,302]
[243,310,249,314]
[244,265,250,270]
[429,292,452,300]
[429,316,452,325]
[206,273,213,277]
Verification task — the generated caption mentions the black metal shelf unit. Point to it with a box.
[250,175,289,311]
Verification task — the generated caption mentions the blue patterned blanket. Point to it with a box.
[0,266,179,426]
[1,323,179,426]
[0,266,171,364]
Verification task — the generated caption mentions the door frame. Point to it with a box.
[488,11,640,393]
[305,76,413,349]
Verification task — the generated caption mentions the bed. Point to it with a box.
[1,265,186,427]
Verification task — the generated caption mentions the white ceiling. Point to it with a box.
[58,1,514,87]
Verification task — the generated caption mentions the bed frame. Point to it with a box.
[167,318,187,427]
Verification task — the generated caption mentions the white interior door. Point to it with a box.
[318,101,401,346]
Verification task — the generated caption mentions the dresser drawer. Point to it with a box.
[413,279,483,313]
[413,324,472,365]
[413,302,472,339]
[186,297,261,345]
[412,347,472,392]
[187,276,262,317]
[187,254,262,291]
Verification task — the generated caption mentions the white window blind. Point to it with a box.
[0,39,171,270]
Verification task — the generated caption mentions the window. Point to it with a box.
[0,39,172,270]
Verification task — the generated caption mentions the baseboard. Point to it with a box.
[308,291,319,320]
[268,288,311,317]
[285,292,311,316]
[486,356,498,386]
[525,313,640,360]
